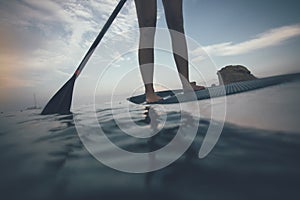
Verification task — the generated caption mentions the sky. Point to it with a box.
[0,0,300,111]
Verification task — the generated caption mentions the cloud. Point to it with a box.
[0,0,139,89]
[192,24,300,58]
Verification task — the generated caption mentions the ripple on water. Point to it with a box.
[0,103,300,200]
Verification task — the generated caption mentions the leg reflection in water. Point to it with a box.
[142,106,200,186]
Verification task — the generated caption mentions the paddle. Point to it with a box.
[41,0,127,115]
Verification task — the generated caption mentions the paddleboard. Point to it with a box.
[127,73,300,105]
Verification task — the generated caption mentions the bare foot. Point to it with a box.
[184,82,205,92]
[190,82,205,90]
[146,93,163,103]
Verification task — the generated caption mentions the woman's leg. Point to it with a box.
[134,0,162,102]
[162,0,205,91]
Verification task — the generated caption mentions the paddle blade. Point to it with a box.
[41,75,76,115]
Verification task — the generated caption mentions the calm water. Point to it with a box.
[1,82,300,200]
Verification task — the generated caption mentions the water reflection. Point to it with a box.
[58,114,75,127]
[140,106,201,186]
[1,105,300,200]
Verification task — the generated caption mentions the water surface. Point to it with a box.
[1,81,300,200]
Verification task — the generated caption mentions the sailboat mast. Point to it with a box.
[33,94,37,108]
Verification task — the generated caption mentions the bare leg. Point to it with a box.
[134,0,162,102]
[162,0,205,91]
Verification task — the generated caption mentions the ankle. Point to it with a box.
[145,84,155,94]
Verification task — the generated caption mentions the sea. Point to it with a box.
[0,79,300,200]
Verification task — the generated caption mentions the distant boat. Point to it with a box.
[26,94,41,110]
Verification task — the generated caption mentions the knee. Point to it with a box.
[167,17,184,32]
[139,18,157,28]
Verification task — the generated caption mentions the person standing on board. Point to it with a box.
[134,0,205,103]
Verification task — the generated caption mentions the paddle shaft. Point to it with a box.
[41,0,127,115]
[74,0,127,78]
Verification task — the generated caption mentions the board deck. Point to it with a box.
[127,73,300,105]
